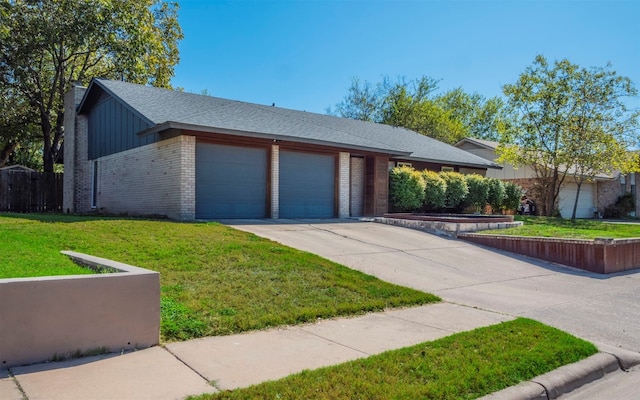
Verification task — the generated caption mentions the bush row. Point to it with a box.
[389,166,522,214]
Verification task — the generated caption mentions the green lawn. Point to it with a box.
[481,216,640,239]
[0,213,438,341]
[189,318,597,400]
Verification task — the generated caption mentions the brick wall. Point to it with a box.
[597,173,639,216]
[338,152,350,218]
[63,84,92,213]
[95,135,196,220]
[350,157,365,217]
[271,144,279,219]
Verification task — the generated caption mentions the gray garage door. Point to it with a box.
[280,150,335,218]
[196,143,267,219]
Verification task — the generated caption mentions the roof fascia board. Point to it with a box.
[391,155,503,170]
[140,121,413,156]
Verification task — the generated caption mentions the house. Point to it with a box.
[454,137,627,218]
[63,78,499,220]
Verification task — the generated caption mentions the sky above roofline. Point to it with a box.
[172,0,640,115]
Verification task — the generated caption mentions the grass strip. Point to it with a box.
[481,216,640,239]
[0,213,439,341]
[189,318,597,400]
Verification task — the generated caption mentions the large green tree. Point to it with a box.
[434,87,512,142]
[331,76,511,145]
[498,55,639,218]
[0,0,183,172]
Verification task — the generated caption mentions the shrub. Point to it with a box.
[486,178,506,214]
[422,170,447,211]
[464,174,489,213]
[502,181,523,214]
[389,166,425,212]
[604,193,636,219]
[439,171,468,210]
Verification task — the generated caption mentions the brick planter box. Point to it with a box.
[0,251,160,369]
[458,234,640,274]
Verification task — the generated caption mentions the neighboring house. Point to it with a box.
[63,78,499,220]
[454,137,623,219]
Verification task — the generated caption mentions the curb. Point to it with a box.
[478,348,640,400]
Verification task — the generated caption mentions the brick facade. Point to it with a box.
[63,84,92,214]
[597,173,639,216]
[271,144,279,219]
[338,152,350,218]
[350,157,365,217]
[95,135,196,220]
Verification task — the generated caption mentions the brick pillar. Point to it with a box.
[62,83,90,213]
[338,152,350,218]
[271,144,279,219]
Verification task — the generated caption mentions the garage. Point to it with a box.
[279,150,335,218]
[196,143,267,219]
[559,182,595,219]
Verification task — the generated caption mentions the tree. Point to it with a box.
[329,77,382,122]
[331,77,514,145]
[498,55,639,218]
[434,88,512,142]
[0,0,183,172]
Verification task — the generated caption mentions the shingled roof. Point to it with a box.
[79,78,500,169]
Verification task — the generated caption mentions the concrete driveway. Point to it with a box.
[226,219,640,353]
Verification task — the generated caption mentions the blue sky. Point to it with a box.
[172,0,640,114]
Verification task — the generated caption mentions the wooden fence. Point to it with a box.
[0,170,63,213]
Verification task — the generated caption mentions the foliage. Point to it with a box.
[331,76,512,145]
[502,181,523,214]
[0,214,438,341]
[486,178,506,213]
[389,166,426,212]
[604,193,636,219]
[463,174,489,212]
[0,0,183,172]
[498,55,639,217]
[434,87,513,142]
[439,171,468,209]
[483,216,640,239]
[190,318,597,400]
[421,170,447,210]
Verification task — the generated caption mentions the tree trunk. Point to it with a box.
[0,142,17,168]
[571,181,583,221]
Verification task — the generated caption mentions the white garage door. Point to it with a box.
[559,182,595,219]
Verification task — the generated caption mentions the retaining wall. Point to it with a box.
[0,252,160,369]
[458,234,640,274]
[376,216,522,237]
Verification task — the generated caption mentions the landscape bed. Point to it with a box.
[377,213,522,237]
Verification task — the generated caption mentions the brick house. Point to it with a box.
[454,137,637,218]
[63,78,499,220]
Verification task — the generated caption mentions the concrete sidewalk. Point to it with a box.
[3,303,510,399]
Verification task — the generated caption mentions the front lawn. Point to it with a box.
[482,216,640,239]
[189,318,597,400]
[0,213,438,341]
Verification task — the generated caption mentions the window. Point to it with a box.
[441,166,454,172]
[397,161,412,168]
[620,174,626,195]
[91,160,98,208]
